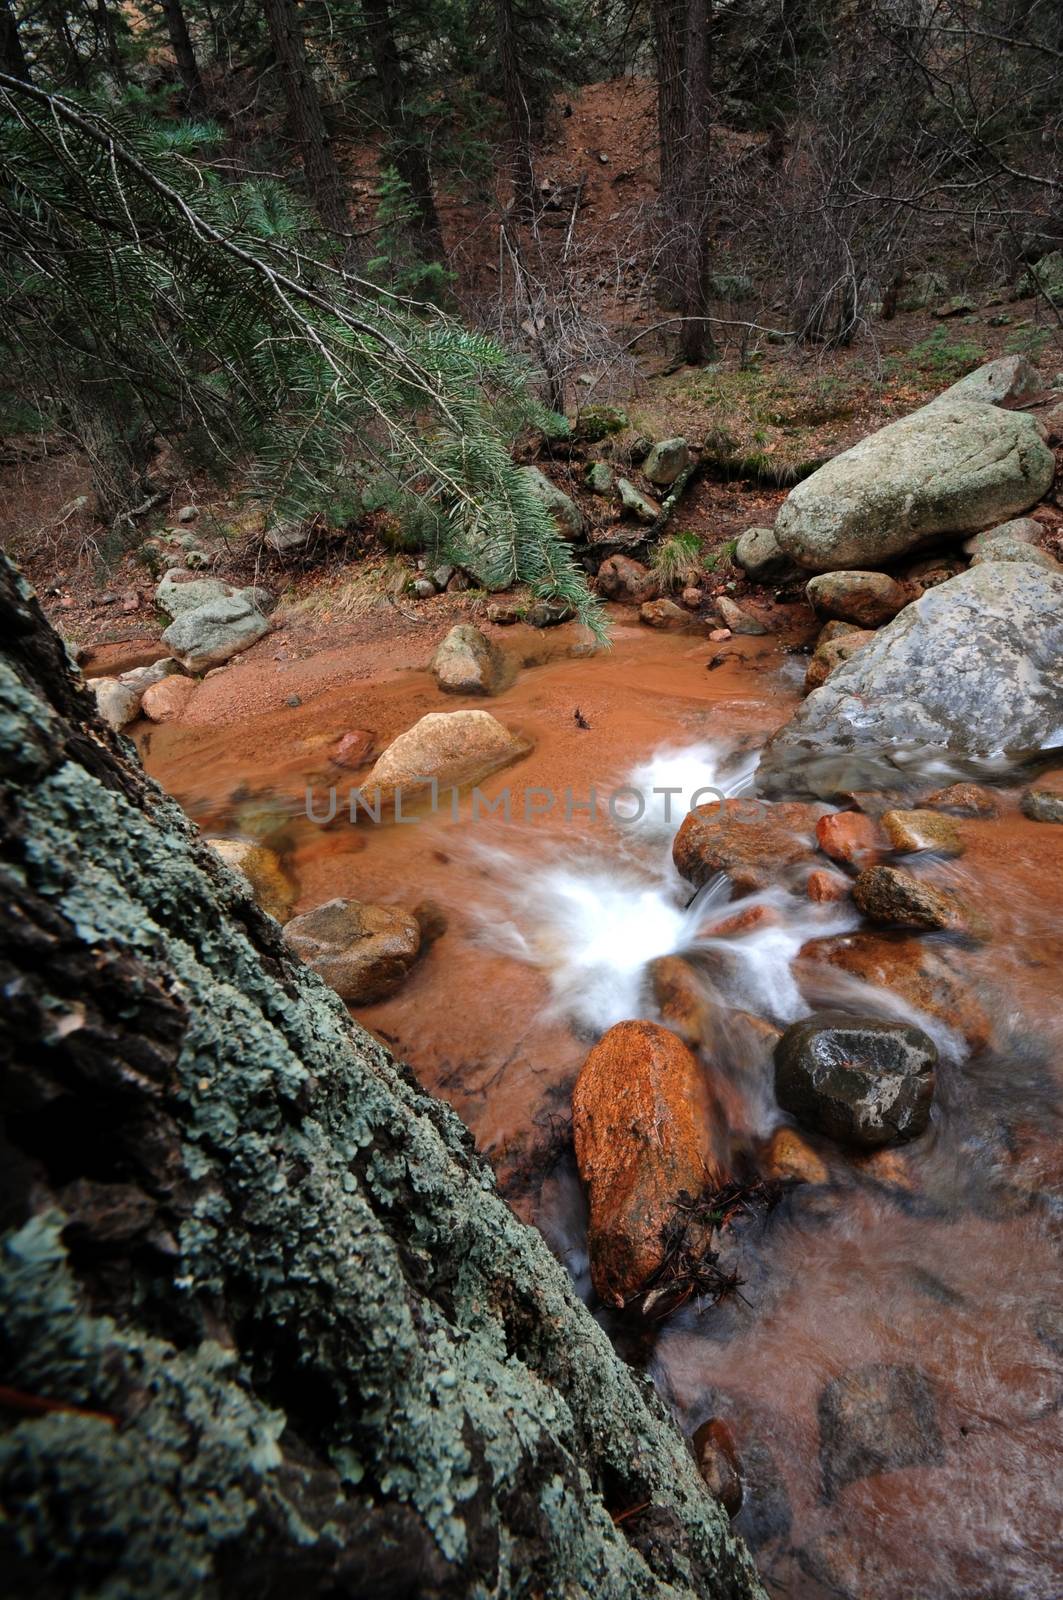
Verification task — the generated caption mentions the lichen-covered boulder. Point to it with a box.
[642,437,690,486]
[774,1011,937,1147]
[758,564,1063,797]
[430,624,503,696]
[519,465,584,539]
[156,569,274,620]
[773,401,1054,571]
[734,525,789,579]
[934,353,1042,408]
[618,477,661,523]
[161,594,271,672]
[573,1020,727,1306]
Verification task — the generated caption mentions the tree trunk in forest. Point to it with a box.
[0,0,30,80]
[677,0,714,364]
[92,0,125,84]
[160,0,205,109]
[361,0,445,263]
[652,0,685,236]
[262,0,351,245]
[495,0,535,223]
[0,553,765,1598]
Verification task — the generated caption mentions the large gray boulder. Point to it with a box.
[519,465,584,540]
[934,353,1042,408]
[773,400,1055,571]
[161,594,271,672]
[758,562,1063,796]
[156,569,275,620]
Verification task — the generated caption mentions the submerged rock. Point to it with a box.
[673,797,824,896]
[572,1020,727,1307]
[283,897,421,1002]
[806,571,908,628]
[796,931,990,1051]
[430,624,503,696]
[761,1126,829,1186]
[774,1011,937,1148]
[773,399,1054,571]
[922,782,998,817]
[758,564,1063,797]
[881,808,963,856]
[692,1419,743,1516]
[207,837,296,924]
[818,1363,943,1500]
[851,865,981,936]
[1021,787,1063,823]
[365,710,529,798]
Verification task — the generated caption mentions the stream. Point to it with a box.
[137,609,1063,1600]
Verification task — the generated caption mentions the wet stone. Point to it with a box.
[818,1363,943,1499]
[774,1011,937,1148]
[851,864,983,937]
[881,807,963,856]
[1021,788,1063,823]
[692,1418,743,1516]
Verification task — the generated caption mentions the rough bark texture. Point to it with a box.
[0,553,765,1598]
[160,0,205,109]
[263,0,350,242]
[363,0,445,262]
[495,0,535,222]
[0,0,30,80]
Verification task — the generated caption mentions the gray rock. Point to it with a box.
[734,525,789,579]
[716,596,768,634]
[970,539,1061,571]
[519,466,583,540]
[758,563,1063,797]
[806,571,908,628]
[818,1364,943,1500]
[773,401,1055,571]
[265,517,314,554]
[431,624,503,695]
[283,897,421,1003]
[431,564,455,590]
[92,678,143,731]
[642,437,690,486]
[617,478,661,523]
[1021,788,1063,822]
[934,353,1042,408]
[962,516,1042,555]
[1018,250,1063,306]
[410,578,437,599]
[897,271,947,312]
[585,461,615,496]
[156,570,274,620]
[176,504,198,523]
[162,595,271,672]
[526,599,574,628]
[774,1011,937,1148]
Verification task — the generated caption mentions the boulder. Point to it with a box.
[642,437,690,486]
[1021,788,1063,823]
[525,599,574,628]
[818,1364,943,1500]
[365,710,528,799]
[430,624,503,696]
[716,597,769,635]
[639,597,690,629]
[761,1126,829,1186]
[962,516,1042,556]
[572,1020,727,1306]
[851,865,981,936]
[596,554,658,604]
[796,931,990,1051]
[519,466,583,540]
[804,631,873,692]
[207,838,296,924]
[734,525,790,580]
[934,354,1042,408]
[673,797,824,896]
[970,539,1060,571]
[161,595,271,672]
[283,897,421,1003]
[156,569,274,620]
[618,478,661,523]
[92,678,142,731]
[1017,251,1063,306]
[880,808,963,856]
[774,1011,937,1148]
[922,782,998,817]
[815,811,885,868]
[140,674,197,722]
[773,402,1054,571]
[585,461,615,496]
[805,572,908,628]
[758,564,1063,797]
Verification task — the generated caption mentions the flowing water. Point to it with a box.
[137,611,1063,1599]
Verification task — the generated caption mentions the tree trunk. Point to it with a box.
[0,554,765,1598]
[0,0,30,80]
[160,0,205,109]
[262,0,350,244]
[652,0,685,221]
[92,0,125,84]
[361,0,444,264]
[495,0,535,223]
[677,0,714,364]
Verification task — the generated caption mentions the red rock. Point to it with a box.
[697,904,781,939]
[572,1020,727,1306]
[815,811,885,869]
[807,868,851,903]
[648,955,711,1047]
[709,627,732,642]
[330,729,375,769]
[692,1419,743,1515]
[796,932,990,1052]
[597,554,658,605]
[674,797,825,896]
[761,1126,829,1186]
[140,675,196,723]
[921,783,998,818]
[805,631,874,691]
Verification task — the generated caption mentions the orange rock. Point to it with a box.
[648,955,712,1047]
[572,1020,727,1306]
[806,868,851,903]
[697,903,781,939]
[140,674,196,722]
[853,1147,916,1192]
[762,1126,830,1186]
[881,808,963,857]
[330,729,375,769]
[692,1418,743,1515]
[673,797,825,896]
[815,811,885,869]
[796,932,990,1052]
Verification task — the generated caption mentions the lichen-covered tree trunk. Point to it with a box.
[0,554,765,1599]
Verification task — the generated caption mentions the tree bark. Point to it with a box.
[262,0,351,244]
[361,0,445,264]
[495,0,535,223]
[677,0,714,364]
[92,0,126,84]
[0,553,765,1598]
[160,0,205,109]
[0,0,30,80]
